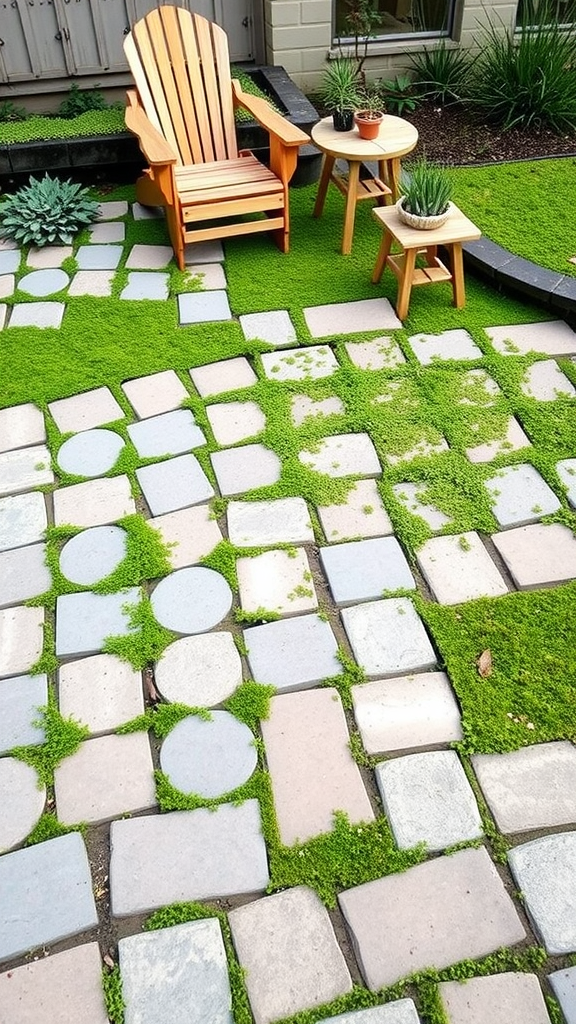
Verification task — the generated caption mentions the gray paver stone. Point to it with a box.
[240,310,296,348]
[53,475,135,527]
[320,536,414,604]
[58,653,144,734]
[376,749,482,851]
[438,972,552,1024]
[127,409,205,457]
[155,633,242,706]
[0,673,47,753]
[132,202,163,220]
[557,458,576,508]
[190,357,257,397]
[323,1002,420,1024]
[206,400,266,445]
[228,886,352,1024]
[89,221,125,243]
[290,394,345,425]
[136,453,214,515]
[244,613,342,691]
[48,386,124,433]
[344,336,406,370]
[59,525,127,585]
[97,200,128,219]
[472,741,576,833]
[0,758,46,853]
[237,548,318,615]
[0,403,45,453]
[486,320,576,357]
[0,833,98,963]
[57,428,125,477]
[0,543,51,608]
[160,711,257,797]
[119,920,234,1024]
[227,497,313,546]
[521,359,576,400]
[0,491,47,551]
[392,482,452,531]
[261,688,374,845]
[184,240,224,263]
[68,270,114,297]
[178,290,232,323]
[484,463,561,528]
[299,433,381,477]
[0,606,44,679]
[54,732,156,824]
[304,298,401,337]
[416,532,508,605]
[9,301,65,329]
[18,268,68,297]
[351,672,463,755]
[125,244,173,269]
[76,244,123,270]
[151,566,232,634]
[151,505,223,568]
[0,250,20,274]
[465,416,531,463]
[318,478,393,541]
[407,328,483,365]
[339,846,525,989]
[549,966,576,1024]
[55,588,140,658]
[0,274,14,299]
[122,369,189,419]
[185,262,227,290]
[26,245,72,268]
[508,833,576,953]
[261,345,339,381]
[492,522,576,588]
[110,800,269,914]
[341,598,436,677]
[120,272,170,300]
[0,303,6,330]
[210,443,281,496]
[0,942,109,1024]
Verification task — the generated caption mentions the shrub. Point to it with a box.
[0,100,28,123]
[376,73,419,116]
[409,39,473,105]
[0,174,99,247]
[400,157,452,216]
[57,83,108,118]
[469,17,576,131]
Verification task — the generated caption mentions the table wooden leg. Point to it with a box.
[371,229,392,284]
[450,243,466,307]
[396,246,417,320]
[378,160,394,206]
[313,154,335,219]
[342,160,360,254]
[389,157,402,202]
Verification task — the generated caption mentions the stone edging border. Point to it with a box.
[462,236,576,320]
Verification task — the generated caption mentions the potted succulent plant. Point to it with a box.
[320,58,361,132]
[354,86,385,140]
[397,158,453,229]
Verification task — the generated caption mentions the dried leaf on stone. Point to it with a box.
[477,648,493,678]
[103,954,115,969]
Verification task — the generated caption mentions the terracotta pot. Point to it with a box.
[355,110,384,141]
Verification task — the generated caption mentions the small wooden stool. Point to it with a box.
[371,203,481,320]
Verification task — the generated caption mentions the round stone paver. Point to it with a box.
[151,567,232,634]
[57,429,125,478]
[0,757,46,852]
[59,526,127,586]
[19,268,69,297]
[160,711,257,797]
[155,633,242,706]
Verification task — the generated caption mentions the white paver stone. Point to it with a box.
[351,672,463,754]
[9,301,65,328]
[110,800,269,914]
[0,673,47,752]
[261,344,339,381]
[178,290,232,323]
[0,403,45,452]
[290,393,345,426]
[121,272,170,300]
[122,370,189,419]
[493,522,576,588]
[0,445,53,496]
[206,400,266,445]
[155,633,241,706]
[55,588,140,658]
[228,886,352,1024]
[160,711,257,797]
[261,688,374,845]
[54,732,156,824]
[486,320,576,357]
[323,1002,420,1024]
[49,386,124,433]
[190,357,257,397]
[97,200,128,219]
[58,653,144,734]
[0,606,44,679]
[54,475,135,527]
[228,497,313,546]
[439,972,552,1024]
[557,458,576,508]
[341,598,436,677]
[0,758,46,852]
[392,482,451,530]
[57,427,125,477]
[407,328,483,365]
[0,542,50,608]
[0,942,109,1024]
[59,525,127,585]
[521,359,576,400]
[465,416,531,463]
[185,262,227,290]
[304,298,401,337]
[19,268,68,297]
[127,409,205,457]
[237,548,318,616]
[76,244,123,270]
[299,433,381,477]
[344,336,406,369]
[472,742,576,833]
[240,310,297,348]
[416,532,508,604]
[318,478,393,541]
[320,536,414,604]
[458,368,501,405]
[26,245,72,268]
[184,240,224,263]
[0,491,47,551]
[89,221,125,243]
[484,463,561,528]
[245,613,342,691]
[136,453,214,515]
[68,270,114,297]
[0,274,14,299]
[386,433,449,466]
[151,505,223,568]
[508,833,576,953]
[211,443,281,496]
[125,243,173,269]
[151,566,232,634]
[339,846,525,989]
[549,967,576,1024]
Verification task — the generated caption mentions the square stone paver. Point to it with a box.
[88,221,125,244]
[304,298,401,337]
[385,433,449,466]
[53,475,135,527]
[0,605,44,679]
[237,548,318,616]
[227,497,314,546]
[465,416,531,463]
[9,301,65,329]
[261,345,339,381]
[55,588,140,658]
[416,532,508,605]
[76,244,123,270]
[0,274,14,299]
[0,303,6,330]
[0,403,45,453]
[0,250,20,274]
[351,671,463,754]
[244,613,342,691]
[320,536,414,604]
[127,409,205,457]
[68,270,114,297]
[136,454,214,515]
[58,653,144,735]
[549,966,576,1024]
[392,482,452,531]
[439,972,551,1024]
[228,886,352,1024]
[240,310,297,348]
[186,262,227,290]
[0,672,47,753]
[125,244,173,269]
[262,688,374,845]
[110,801,269,915]
[300,433,381,478]
[291,394,345,426]
[508,833,576,953]
[119,920,234,1024]
[485,463,561,528]
[206,400,266,445]
[0,491,47,552]
[407,328,483,365]
[521,359,576,400]
[323,1005,420,1024]
[178,291,232,323]
[120,272,170,300]
[184,240,224,263]
[341,598,436,678]
[0,542,51,608]
[338,847,525,989]
[122,370,189,419]
[48,386,124,433]
[190,357,257,397]
[151,505,223,568]
[493,522,576,588]
[376,749,482,852]
[486,320,576,357]
[0,833,98,963]
[97,200,128,220]
[54,732,156,824]
[557,458,576,508]
[472,741,576,834]
[210,443,281,496]
[318,479,393,541]
[0,942,109,1024]
[457,368,501,405]
[344,336,406,369]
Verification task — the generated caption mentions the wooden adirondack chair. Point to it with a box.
[123,7,309,269]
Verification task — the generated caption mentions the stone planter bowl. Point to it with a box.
[396,197,453,230]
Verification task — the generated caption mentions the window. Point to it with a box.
[334,0,456,41]
[516,0,576,26]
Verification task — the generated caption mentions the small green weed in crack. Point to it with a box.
[102,964,125,1024]
[11,687,88,787]
[117,702,211,738]
[348,731,379,770]
[224,680,275,731]
[25,812,85,847]
[320,648,367,709]
[234,606,281,625]
[28,618,58,676]
[103,594,176,671]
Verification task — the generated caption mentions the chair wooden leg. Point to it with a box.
[135,171,165,208]
[165,207,185,271]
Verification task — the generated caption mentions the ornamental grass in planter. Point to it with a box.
[320,58,361,132]
[397,158,453,229]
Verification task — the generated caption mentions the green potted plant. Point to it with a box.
[320,58,361,131]
[354,86,385,140]
[397,157,453,229]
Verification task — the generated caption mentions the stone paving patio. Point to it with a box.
[0,200,576,1024]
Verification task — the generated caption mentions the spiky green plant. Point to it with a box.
[0,173,99,246]
[409,39,474,105]
[400,158,452,217]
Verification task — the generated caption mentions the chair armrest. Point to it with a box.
[125,90,178,166]
[232,80,309,147]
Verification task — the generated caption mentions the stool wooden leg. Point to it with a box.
[313,155,335,218]
[371,229,392,284]
[425,245,438,265]
[450,243,466,307]
[396,247,417,320]
[342,160,360,254]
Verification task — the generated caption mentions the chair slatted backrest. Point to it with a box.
[124,6,238,167]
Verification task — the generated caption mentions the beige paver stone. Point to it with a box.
[26,245,73,268]
[261,345,339,381]
[352,672,462,754]
[49,386,124,433]
[0,304,6,330]
[439,972,551,1024]
[392,482,451,531]
[344,336,406,369]
[0,403,45,453]
[299,433,381,477]
[54,732,156,824]
[53,475,135,527]
[206,400,266,445]
[262,688,374,845]
[492,522,576,588]
[303,298,401,337]
[237,548,317,617]
[0,605,44,679]
[58,654,144,735]
[521,359,576,401]
[151,504,223,569]
[187,262,227,289]
[67,270,114,297]
[290,393,345,426]
[0,445,53,496]
[0,275,14,299]
[190,357,257,397]
[125,243,174,269]
[318,478,393,541]
[416,532,508,604]
[486,320,576,357]
[386,434,449,465]
[0,942,109,1024]
[465,416,531,463]
[407,328,483,365]
[122,369,189,418]
[458,368,501,405]
[472,741,576,833]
